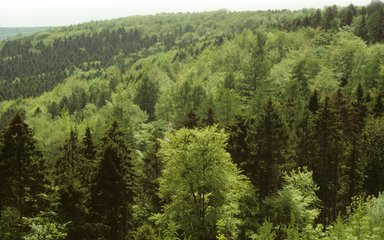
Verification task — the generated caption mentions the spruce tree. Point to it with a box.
[0,113,45,237]
[90,122,135,240]
[80,127,97,187]
[312,97,344,225]
[246,99,289,200]
[203,106,215,126]
[55,129,80,186]
[342,86,368,201]
[226,114,254,170]
[373,92,384,117]
[307,89,319,114]
[184,110,199,128]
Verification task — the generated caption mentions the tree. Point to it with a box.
[90,122,136,240]
[291,59,309,97]
[244,31,269,95]
[246,99,289,200]
[322,6,337,30]
[226,114,254,169]
[263,168,320,239]
[373,92,384,117]
[183,110,199,128]
[362,117,384,195]
[214,72,241,124]
[157,127,250,240]
[55,129,80,186]
[202,106,215,126]
[79,127,97,187]
[0,113,46,238]
[134,75,159,121]
[366,7,384,43]
[312,97,344,225]
[344,86,367,201]
[307,89,319,114]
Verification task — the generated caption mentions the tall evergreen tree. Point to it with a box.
[0,113,45,238]
[344,86,368,201]
[79,127,97,187]
[226,115,254,170]
[90,122,135,240]
[55,129,80,186]
[373,92,384,117]
[307,89,319,114]
[312,97,344,226]
[246,99,289,200]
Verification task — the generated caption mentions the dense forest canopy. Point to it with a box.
[1,1,384,239]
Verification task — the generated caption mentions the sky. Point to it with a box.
[0,0,372,27]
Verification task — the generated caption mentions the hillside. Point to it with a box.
[0,27,51,40]
[1,1,384,240]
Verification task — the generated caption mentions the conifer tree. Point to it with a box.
[312,97,344,225]
[344,86,368,201]
[373,92,384,117]
[79,127,97,187]
[184,110,199,128]
[0,113,46,237]
[90,122,135,240]
[226,115,254,169]
[246,99,289,200]
[203,106,215,126]
[55,129,80,186]
[307,89,319,114]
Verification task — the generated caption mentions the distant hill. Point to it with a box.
[0,27,51,40]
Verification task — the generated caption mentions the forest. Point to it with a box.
[1,1,384,239]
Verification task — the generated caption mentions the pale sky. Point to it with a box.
[0,0,372,27]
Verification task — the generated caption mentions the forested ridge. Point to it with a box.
[1,1,384,239]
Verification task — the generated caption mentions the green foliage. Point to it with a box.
[23,215,67,240]
[255,220,275,240]
[263,168,320,238]
[134,224,157,240]
[246,99,289,199]
[2,2,384,239]
[158,127,250,239]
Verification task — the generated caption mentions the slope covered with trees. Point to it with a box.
[1,1,384,239]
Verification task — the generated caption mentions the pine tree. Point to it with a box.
[307,89,319,114]
[312,97,344,226]
[0,113,46,237]
[246,99,289,200]
[203,107,215,126]
[373,92,384,117]
[344,86,368,201]
[55,129,80,186]
[226,114,254,170]
[90,122,135,240]
[184,110,199,128]
[79,127,97,187]
[295,109,315,168]
[291,60,309,97]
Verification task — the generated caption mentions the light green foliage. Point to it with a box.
[327,32,366,87]
[326,194,384,240]
[134,224,158,240]
[2,5,384,240]
[158,127,250,239]
[263,168,320,233]
[255,220,275,240]
[23,216,67,240]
